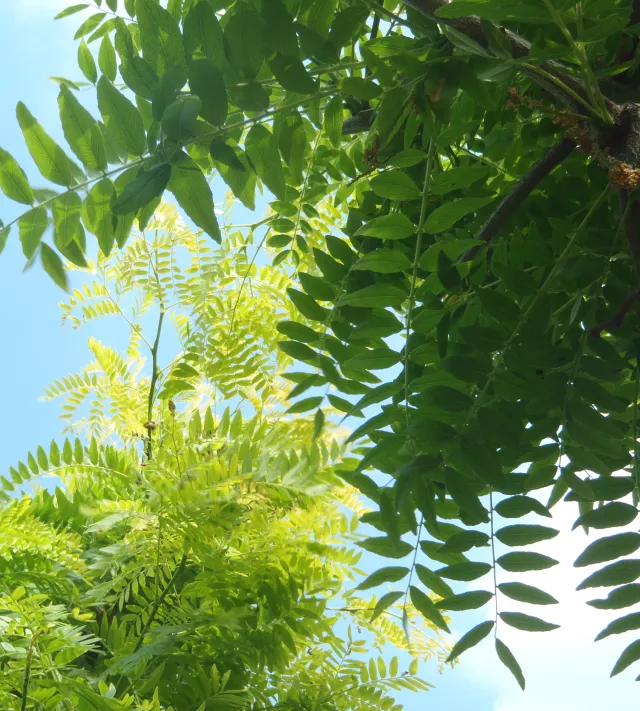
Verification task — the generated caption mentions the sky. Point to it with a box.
[0,1,639,709]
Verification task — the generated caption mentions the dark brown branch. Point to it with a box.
[589,290,640,338]
[460,137,576,262]
[620,191,640,278]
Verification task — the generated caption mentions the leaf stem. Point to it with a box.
[489,488,498,637]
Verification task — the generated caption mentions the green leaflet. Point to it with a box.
[577,560,640,591]
[495,639,525,691]
[371,591,403,621]
[436,562,492,581]
[358,536,413,559]
[113,164,171,215]
[245,124,286,201]
[188,59,227,126]
[40,242,68,291]
[52,192,82,248]
[495,496,552,519]
[499,612,560,632]
[168,151,220,243]
[336,285,407,309]
[77,39,97,83]
[97,78,147,156]
[595,612,640,641]
[343,348,402,371]
[410,585,450,633]
[223,3,265,79]
[431,166,491,195]
[354,214,416,240]
[279,112,307,186]
[82,178,116,255]
[447,620,494,662]
[323,94,343,149]
[98,35,117,82]
[438,530,489,554]
[357,566,409,590]
[17,102,81,187]
[137,0,186,79]
[587,584,640,610]
[611,639,640,677]
[183,0,224,64]
[285,396,323,414]
[495,524,559,547]
[0,147,33,205]
[286,288,328,322]
[19,206,48,259]
[575,533,640,568]
[58,85,106,172]
[162,96,202,143]
[268,54,317,94]
[369,170,421,201]
[498,582,558,606]
[424,197,492,234]
[497,552,559,573]
[340,77,382,100]
[572,502,638,530]
[436,590,493,611]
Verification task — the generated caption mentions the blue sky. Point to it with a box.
[0,2,639,709]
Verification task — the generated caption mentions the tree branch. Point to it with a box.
[144,308,164,461]
[461,137,576,262]
[620,191,640,279]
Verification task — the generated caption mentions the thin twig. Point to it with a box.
[145,308,164,460]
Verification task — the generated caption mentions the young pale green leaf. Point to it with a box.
[55,3,89,19]
[113,163,171,215]
[355,213,415,240]
[323,94,343,149]
[410,585,450,633]
[572,502,638,531]
[343,348,402,371]
[183,0,224,64]
[245,124,286,201]
[0,147,34,205]
[17,102,80,187]
[0,223,9,256]
[424,197,492,234]
[495,639,525,690]
[78,39,97,83]
[223,3,265,79]
[495,524,559,547]
[595,612,640,642]
[432,166,491,195]
[369,170,421,201]
[58,85,106,171]
[74,12,105,40]
[577,560,640,591]
[610,639,640,677]
[98,35,117,82]
[358,536,414,559]
[19,206,48,259]
[352,249,412,273]
[137,0,186,79]
[162,96,202,143]
[500,612,560,632]
[188,59,227,126]
[447,620,494,662]
[268,54,317,94]
[436,562,492,582]
[575,533,640,568]
[82,178,115,255]
[436,590,493,611]
[498,582,558,606]
[588,584,640,610]
[52,192,82,247]
[40,242,68,291]
[357,566,409,590]
[97,77,147,156]
[168,152,220,242]
[497,552,559,573]
[495,496,552,519]
[279,112,307,186]
[371,591,403,621]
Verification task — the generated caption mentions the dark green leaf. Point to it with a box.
[223,3,265,79]
[358,536,413,559]
[371,591,403,621]
[424,197,491,234]
[500,611,559,632]
[287,288,328,322]
[340,77,382,100]
[357,566,409,590]
[439,530,489,554]
[436,561,492,581]
[323,94,343,149]
[183,0,224,64]
[596,612,640,641]
[575,533,640,568]
[343,348,402,371]
[611,639,640,677]
[495,639,525,690]
[137,0,186,79]
[432,166,491,195]
[410,585,450,633]
[497,552,558,572]
[245,124,286,200]
[337,284,406,309]
[188,59,227,126]
[447,621,494,662]
[352,248,412,273]
[268,54,317,94]
[577,560,640,591]
[354,213,415,240]
[436,590,492,611]
[113,163,171,215]
[573,502,638,531]
[286,396,323,414]
[216,145,256,209]
[588,584,640,610]
[495,496,552,519]
[82,178,115,255]
[370,170,421,201]
[498,582,558,605]
[168,151,220,242]
[496,525,559,547]
[162,96,202,142]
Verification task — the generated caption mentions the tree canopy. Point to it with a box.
[3,0,640,692]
